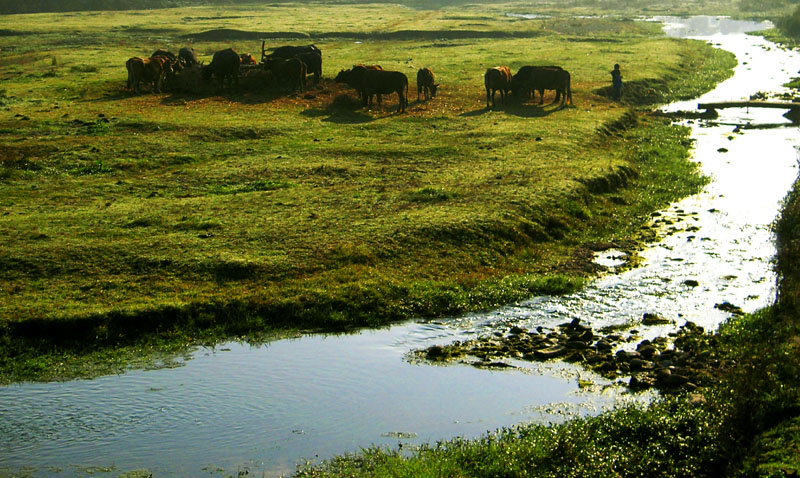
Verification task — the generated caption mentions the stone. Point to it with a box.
[534,345,567,359]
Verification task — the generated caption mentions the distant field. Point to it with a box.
[0,3,736,381]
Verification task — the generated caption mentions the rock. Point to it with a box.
[688,393,706,407]
[566,340,589,350]
[642,313,673,325]
[509,326,526,335]
[637,344,659,360]
[585,354,606,364]
[616,350,642,362]
[715,302,744,315]
[658,373,690,387]
[629,375,656,389]
[534,345,567,359]
[595,340,614,351]
[629,358,655,371]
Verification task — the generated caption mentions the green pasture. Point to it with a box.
[0,3,736,381]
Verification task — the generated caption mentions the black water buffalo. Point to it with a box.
[295,51,322,84]
[263,57,307,92]
[178,46,198,67]
[485,66,512,107]
[152,49,177,62]
[335,64,383,103]
[362,69,408,113]
[512,66,572,105]
[262,43,321,62]
[416,67,438,101]
[203,48,240,91]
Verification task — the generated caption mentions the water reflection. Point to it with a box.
[2,16,799,478]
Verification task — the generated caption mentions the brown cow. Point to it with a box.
[240,53,257,65]
[485,66,512,108]
[263,57,307,93]
[335,64,383,103]
[362,69,408,113]
[416,67,438,101]
[126,55,172,94]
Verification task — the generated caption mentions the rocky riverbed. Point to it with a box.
[414,315,731,395]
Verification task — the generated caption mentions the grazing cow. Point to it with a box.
[178,46,198,67]
[240,53,257,65]
[335,64,383,103]
[416,67,438,101]
[203,48,240,91]
[485,66,512,107]
[295,51,322,84]
[361,69,408,113]
[263,57,307,93]
[126,55,172,94]
[262,42,321,62]
[512,65,572,105]
[152,49,178,63]
[150,50,183,80]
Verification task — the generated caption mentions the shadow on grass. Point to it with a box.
[302,107,375,124]
[460,101,567,118]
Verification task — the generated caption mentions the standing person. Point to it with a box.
[611,63,623,100]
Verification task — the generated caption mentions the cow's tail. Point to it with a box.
[402,76,409,112]
[566,71,573,105]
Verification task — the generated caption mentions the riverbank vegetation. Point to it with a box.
[0,4,737,383]
[295,167,800,478]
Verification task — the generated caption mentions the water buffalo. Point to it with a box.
[203,48,240,91]
[512,66,572,105]
[362,69,408,113]
[262,43,321,62]
[416,67,439,101]
[263,57,307,93]
[151,49,177,63]
[485,66,512,107]
[295,51,322,84]
[178,46,198,67]
[335,64,383,103]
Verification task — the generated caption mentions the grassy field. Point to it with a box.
[0,3,737,382]
[290,166,800,478]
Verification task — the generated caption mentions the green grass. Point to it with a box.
[291,148,800,478]
[0,4,736,382]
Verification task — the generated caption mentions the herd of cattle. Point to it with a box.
[125,43,573,112]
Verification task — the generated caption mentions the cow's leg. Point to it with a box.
[155,73,165,93]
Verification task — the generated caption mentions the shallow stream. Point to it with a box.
[2,16,799,478]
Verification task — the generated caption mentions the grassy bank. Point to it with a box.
[292,136,800,478]
[0,4,735,383]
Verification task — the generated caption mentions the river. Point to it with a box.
[2,16,799,478]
